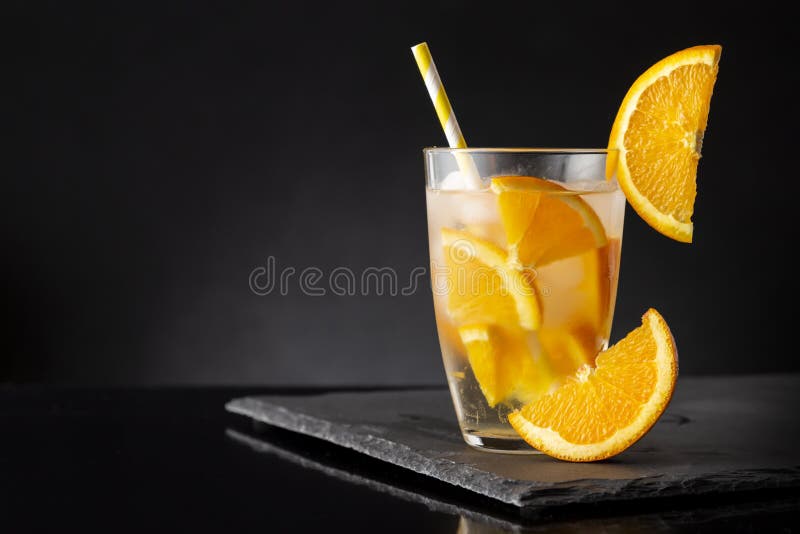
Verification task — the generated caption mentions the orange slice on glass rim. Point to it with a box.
[607,45,721,243]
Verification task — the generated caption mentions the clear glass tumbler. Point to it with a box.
[425,148,626,453]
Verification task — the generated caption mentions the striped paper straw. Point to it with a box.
[411,42,481,187]
[411,42,467,148]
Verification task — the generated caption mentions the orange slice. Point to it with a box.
[490,176,607,267]
[508,309,678,462]
[458,325,553,407]
[441,228,542,330]
[607,45,721,243]
[581,244,611,333]
[538,324,597,378]
[536,241,619,380]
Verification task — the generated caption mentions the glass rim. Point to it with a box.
[423,147,617,154]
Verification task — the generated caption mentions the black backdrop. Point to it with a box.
[5,1,796,384]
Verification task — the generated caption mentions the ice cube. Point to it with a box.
[440,169,483,191]
[440,170,468,190]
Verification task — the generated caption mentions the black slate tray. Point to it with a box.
[226,375,800,512]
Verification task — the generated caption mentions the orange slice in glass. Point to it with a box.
[441,228,542,330]
[538,323,597,378]
[458,325,553,407]
[490,176,607,268]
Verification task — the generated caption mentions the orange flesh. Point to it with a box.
[623,63,718,223]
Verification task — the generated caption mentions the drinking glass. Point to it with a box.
[425,148,625,453]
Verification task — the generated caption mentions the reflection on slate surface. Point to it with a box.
[227,424,800,532]
[227,427,522,532]
[226,375,800,512]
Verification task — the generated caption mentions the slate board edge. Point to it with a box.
[515,467,800,510]
[225,428,525,530]
[226,394,800,510]
[226,395,536,506]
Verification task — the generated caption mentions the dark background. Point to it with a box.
[5,1,795,385]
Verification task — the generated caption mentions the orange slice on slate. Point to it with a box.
[509,308,678,461]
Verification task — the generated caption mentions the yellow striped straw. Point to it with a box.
[411,42,467,149]
[411,42,481,187]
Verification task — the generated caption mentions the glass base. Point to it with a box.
[462,432,542,454]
